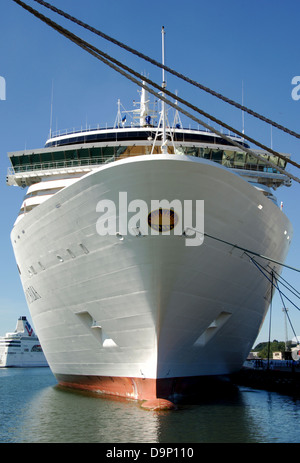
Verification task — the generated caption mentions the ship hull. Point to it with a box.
[11,155,292,402]
[0,339,48,368]
[0,356,47,368]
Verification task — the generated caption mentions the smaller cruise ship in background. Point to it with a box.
[0,316,48,367]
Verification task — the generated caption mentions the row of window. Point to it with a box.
[175,147,287,171]
[44,129,241,149]
[11,146,124,169]
[24,187,62,199]
[4,345,43,353]
[10,144,287,174]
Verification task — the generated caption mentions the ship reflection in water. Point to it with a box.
[0,368,299,443]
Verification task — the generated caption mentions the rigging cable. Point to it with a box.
[184,228,300,335]
[267,271,274,367]
[28,0,300,170]
[253,258,300,305]
[273,275,300,302]
[270,266,300,298]
[21,0,300,348]
[202,232,300,272]
[32,0,300,141]
[10,0,300,184]
[274,275,299,344]
[244,253,300,312]
[184,225,300,273]
[196,228,300,340]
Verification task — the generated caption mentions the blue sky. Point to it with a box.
[0,0,299,346]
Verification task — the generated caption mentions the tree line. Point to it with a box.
[252,340,287,359]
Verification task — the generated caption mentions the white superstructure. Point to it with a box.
[6,84,293,404]
[0,316,48,368]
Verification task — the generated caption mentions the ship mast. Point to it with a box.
[139,83,149,127]
[161,26,168,154]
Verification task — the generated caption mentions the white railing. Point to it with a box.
[49,124,110,139]
[7,157,106,175]
[48,124,217,140]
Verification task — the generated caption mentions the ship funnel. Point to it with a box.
[15,316,34,336]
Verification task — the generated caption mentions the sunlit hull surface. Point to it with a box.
[11,155,292,402]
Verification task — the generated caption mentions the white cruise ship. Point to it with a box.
[7,83,293,407]
[0,316,48,368]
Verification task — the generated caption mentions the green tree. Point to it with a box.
[253,340,286,359]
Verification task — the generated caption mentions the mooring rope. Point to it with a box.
[32,0,300,141]
[11,0,300,184]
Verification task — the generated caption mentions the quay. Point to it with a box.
[232,360,300,397]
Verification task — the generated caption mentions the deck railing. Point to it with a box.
[7,154,287,180]
[7,156,107,175]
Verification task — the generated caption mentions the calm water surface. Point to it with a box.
[0,367,299,443]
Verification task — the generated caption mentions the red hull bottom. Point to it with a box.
[55,373,232,410]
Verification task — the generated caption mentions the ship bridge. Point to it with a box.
[7,133,292,190]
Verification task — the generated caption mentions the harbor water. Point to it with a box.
[0,367,299,444]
